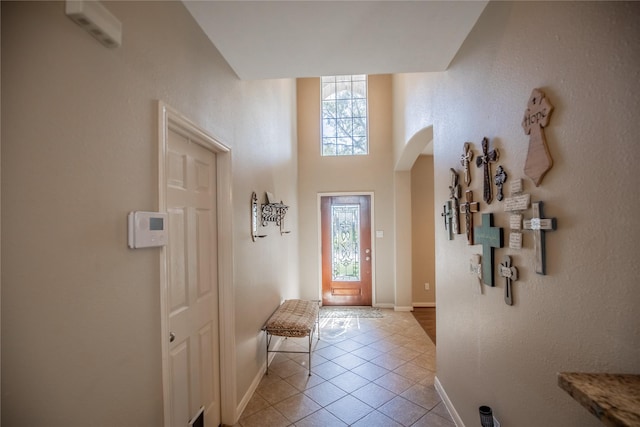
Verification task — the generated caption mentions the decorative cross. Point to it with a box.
[494,166,507,202]
[522,88,554,187]
[499,256,519,306]
[470,254,483,294]
[475,137,499,204]
[459,190,480,245]
[460,142,474,186]
[449,168,462,235]
[474,213,504,287]
[441,201,454,240]
[523,201,557,275]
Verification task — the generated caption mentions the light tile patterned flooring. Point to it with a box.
[234,309,454,427]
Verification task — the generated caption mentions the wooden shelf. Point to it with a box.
[558,372,640,426]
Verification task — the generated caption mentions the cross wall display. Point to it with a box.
[441,87,561,307]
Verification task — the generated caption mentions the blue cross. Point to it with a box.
[474,213,504,287]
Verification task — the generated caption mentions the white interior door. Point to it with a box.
[165,128,220,427]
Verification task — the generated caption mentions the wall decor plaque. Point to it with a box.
[522,88,554,186]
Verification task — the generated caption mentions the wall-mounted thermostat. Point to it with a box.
[128,211,168,249]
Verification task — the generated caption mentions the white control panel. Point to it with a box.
[128,211,168,249]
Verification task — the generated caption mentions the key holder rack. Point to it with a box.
[261,194,290,235]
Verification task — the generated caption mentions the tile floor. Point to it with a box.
[234,309,455,427]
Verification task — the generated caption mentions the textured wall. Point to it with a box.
[394,2,640,426]
[2,2,297,425]
[297,75,396,306]
[411,156,436,305]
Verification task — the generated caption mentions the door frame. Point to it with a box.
[317,192,376,306]
[158,102,236,426]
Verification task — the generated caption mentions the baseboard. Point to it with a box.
[235,336,284,422]
[413,302,436,308]
[434,376,465,427]
[374,303,394,309]
[394,305,413,312]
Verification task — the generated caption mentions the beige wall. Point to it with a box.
[393,2,640,426]
[2,2,297,425]
[297,75,397,306]
[411,155,435,305]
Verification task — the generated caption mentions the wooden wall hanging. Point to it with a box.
[474,213,504,287]
[470,254,482,294]
[523,201,557,275]
[460,142,474,186]
[475,137,499,204]
[459,190,480,245]
[499,256,519,306]
[449,168,461,235]
[522,88,554,187]
[441,201,454,240]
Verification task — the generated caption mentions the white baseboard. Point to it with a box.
[413,302,436,308]
[394,305,413,312]
[235,336,284,422]
[374,303,395,309]
[434,376,465,427]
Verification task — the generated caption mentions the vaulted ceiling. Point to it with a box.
[183,1,488,80]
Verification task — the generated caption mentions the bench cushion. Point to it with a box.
[264,299,319,338]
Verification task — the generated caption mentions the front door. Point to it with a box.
[321,195,372,306]
[165,128,220,427]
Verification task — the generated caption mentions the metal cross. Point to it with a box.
[499,256,519,305]
[449,168,461,235]
[473,213,504,287]
[475,137,499,204]
[494,166,508,202]
[460,142,474,186]
[459,190,480,245]
[470,254,483,294]
[441,201,454,241]
[523,201,557,275]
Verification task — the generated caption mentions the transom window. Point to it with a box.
[321,75,368,156]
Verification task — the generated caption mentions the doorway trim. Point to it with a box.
[317,191,376,306]
[158,102,236,426]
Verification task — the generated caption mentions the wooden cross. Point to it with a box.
[470,254,483,294]
[474,213,504,287]
[459,190,480,245]
[522,88,554,187]
[475,137,499,204]
[441,201,454,240]
[460,142,474,186]
[449,168,461,235]
[494,166,507,202]
[523,201,557,275]
[499,256,519,306]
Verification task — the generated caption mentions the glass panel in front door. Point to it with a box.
[331,204,360,281]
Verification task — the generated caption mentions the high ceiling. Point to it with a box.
[183,1,488,80]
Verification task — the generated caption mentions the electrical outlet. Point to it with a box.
[424,282,430,291]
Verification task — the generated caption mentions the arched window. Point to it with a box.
[321,75,368,156]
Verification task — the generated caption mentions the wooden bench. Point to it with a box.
[262,299,320,376]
